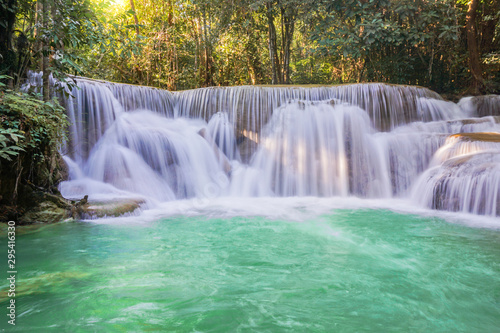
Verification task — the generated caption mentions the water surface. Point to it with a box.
[2,205,499,332]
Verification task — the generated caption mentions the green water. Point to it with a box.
[1,209,500,332]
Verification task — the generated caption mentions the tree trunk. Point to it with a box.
[266,3,281,84]
[466,0,483,93]
[167,0,173,26]
[35,0,43,70]
[202,7,213,86]
[195,18,203,86]
[282,6,296,84]
[42,0,50,102]
[129,0,140,36]
[0,0,16,52]
[167,0,176,90]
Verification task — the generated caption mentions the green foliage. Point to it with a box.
[0,75,12,89]
[305,0,463,90]
[4,0,500,93]
[0,128,25,161]
[0,90,68,165]
[39,0,141,79]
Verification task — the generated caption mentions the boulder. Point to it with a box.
[76,198,145,219]
[237,136,258,164]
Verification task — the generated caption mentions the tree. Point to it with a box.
[3,0,499,93]
[466,0,483,93]
[0,0,19,88]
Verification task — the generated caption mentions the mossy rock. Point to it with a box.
[78,199,145,219]
[449,132,500,143]
[18,198,71,224]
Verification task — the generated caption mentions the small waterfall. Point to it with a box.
[416,97,467,122]
[234,100,392,197]
[106,82,175,116]
[82,111,228,201]
[430,133,500,165]
[207,112,241,162]
[412,134,500,216]
[376,131,445,196]
[375,116,500,196]
[459,95,500,117]
[23,72,177,164]
[64,80,123,164]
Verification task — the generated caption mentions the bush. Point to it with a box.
[0,88,68,205]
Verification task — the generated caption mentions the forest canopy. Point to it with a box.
[1,0,499,94]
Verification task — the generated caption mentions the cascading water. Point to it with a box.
[25,72,500,217]
[234,100,392,197]
[207,112,241,162]
[62,110,229,202]
[175,84,445,137]
[373,116,500,196]
[412,134,500,216]
[459,95,500,117]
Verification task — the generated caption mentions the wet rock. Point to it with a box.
[17,190,72,224]
[18,201,69,224]
[449,132,500,143]
[237,136,258,164]
[76,198,145,219]
[198,128,232,175]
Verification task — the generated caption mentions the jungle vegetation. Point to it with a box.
[0,0,499,95]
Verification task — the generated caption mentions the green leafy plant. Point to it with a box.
[0,128,25,161]
[0,90,68,164]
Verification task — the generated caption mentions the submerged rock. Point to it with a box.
[0,271,90,303]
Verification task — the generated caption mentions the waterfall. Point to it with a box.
[207,112,241,162]
[459,95,500,117]
[412,134,500,216]
[175,84,444,134]
[235,100,392,197]
[375,116,500,196]
[23,72,500,217]
[62,110,228,201]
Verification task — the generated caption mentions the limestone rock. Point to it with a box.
[77,198,145,219]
